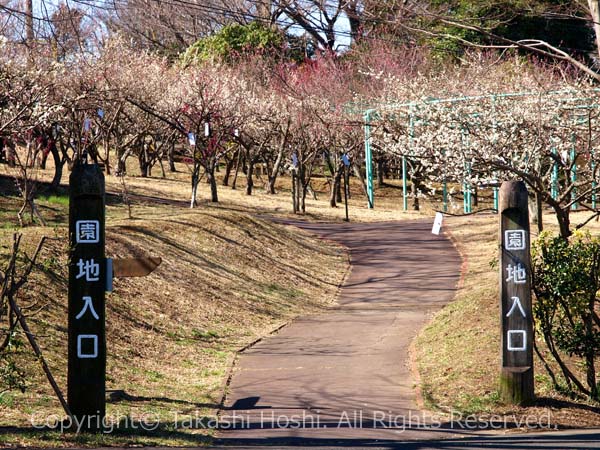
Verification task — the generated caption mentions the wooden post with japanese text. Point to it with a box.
[68,163,106,429]
[499,180,534,405]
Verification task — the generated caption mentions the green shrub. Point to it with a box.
[532,231,600,399]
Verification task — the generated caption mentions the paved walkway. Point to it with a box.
[210,429,600,449]
[217,220,463,444]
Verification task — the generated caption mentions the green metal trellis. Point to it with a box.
[361,89,600,213]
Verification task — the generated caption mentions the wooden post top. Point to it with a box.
[69,164,105,198]
[499,181,528,212]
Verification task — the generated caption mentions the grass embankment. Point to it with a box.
[416,212,600,428]
[0,172,348,446]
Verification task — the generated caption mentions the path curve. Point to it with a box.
[218,220,462,443]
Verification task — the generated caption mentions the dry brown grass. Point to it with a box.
[6,154,600,442]
[416,210,600,428]
[0,160,361,446]
[101,170,432,224]
[0,206,348,446]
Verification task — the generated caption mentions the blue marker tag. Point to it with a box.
[341,154,350,166]
[188,132,196,146]
[97,109,104,119]
[106,258,113,292]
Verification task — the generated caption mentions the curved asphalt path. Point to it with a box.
[217,220,464,444]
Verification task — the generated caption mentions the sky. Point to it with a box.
[32,0,353,51]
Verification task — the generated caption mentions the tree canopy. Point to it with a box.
[182,22,285,64]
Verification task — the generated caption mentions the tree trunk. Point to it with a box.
[585,308,597,399]
[267,147,284,194]
[377,158,385,187]
[207,164,219,202]
[291,170,298,213]
[116,147,127,175]
[301,183,307,213]
[6,141,15,167]
[555,207,571,239]
[232,151,243,190]
[589,1,600,59]
[190,164,200,208]
[26,140,35,168]
[139,145,149,178]
[536,191,544,233]
[329,167,343,207]
[246,161,254,195]
[256,0,273,22]
[352,163,369,202]
[411,178,420,211]
[298,165,306,213]
[40,146,49,170]
[158,154,166,178]
[223,155,235,186]
[25,0,34,61]
[345,2,361,42]
[49,143,63,191]
[169,142,176,172]
[103,137,111,175]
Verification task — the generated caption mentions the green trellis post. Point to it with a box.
[592,148,597,210]
[462,126,472,214]
[551,148,559,200]
[442,149,448,212]
[491,96,499,211]
[402,156,408,211]
[463,161,472,214]
[405,104,415,211]
[570,131,577,211]
[493,185,499,211]
[443,181,448,212]
[364,110,374,209]
[593,162,597,210]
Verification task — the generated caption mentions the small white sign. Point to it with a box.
[431,212,444,235]
[188,132,196,146]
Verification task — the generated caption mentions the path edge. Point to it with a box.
[215,219,353,427]
[409,221,469,414]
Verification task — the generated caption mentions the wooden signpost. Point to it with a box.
[499,180,534,404]
[68,164,107,429]
[68,163,161,430]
